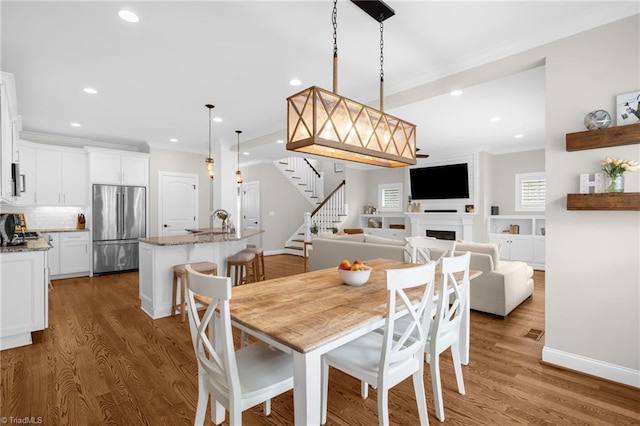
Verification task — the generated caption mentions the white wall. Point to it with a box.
[491,149,545,216]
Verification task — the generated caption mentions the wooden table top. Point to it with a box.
[199,258,480,354]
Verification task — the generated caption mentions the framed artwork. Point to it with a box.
[334,162,344,173]
[616,90,640,126]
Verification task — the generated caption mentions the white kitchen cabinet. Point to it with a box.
[35,147,87,206]
[42,231,89,278]
[0,249,48,350]
[59,232,90,275]
[488,215,545,270]
[1,72,18,204]
[88,148,149,186]
[14,141,36,205]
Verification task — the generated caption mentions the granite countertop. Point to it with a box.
[0,238,51,253]
[29,228,90,233]
[140,228,263,246]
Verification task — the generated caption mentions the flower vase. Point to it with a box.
[605,174,624,193]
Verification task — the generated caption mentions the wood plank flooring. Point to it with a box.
[1,255,639,425]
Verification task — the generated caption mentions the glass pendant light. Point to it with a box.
[205,104,215,179]
[235,130,243,184]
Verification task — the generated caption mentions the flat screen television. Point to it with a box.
[410,163,470,199]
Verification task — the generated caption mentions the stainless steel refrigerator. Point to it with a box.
[92,184,146,274]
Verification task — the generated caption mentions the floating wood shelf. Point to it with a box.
[566,123,640,151]
[567,193,640,211]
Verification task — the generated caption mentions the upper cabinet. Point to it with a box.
[13,141,36,205]
[35,146,87,206]
[87,148,149,186]
[1,72,19,204]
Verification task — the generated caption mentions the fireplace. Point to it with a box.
[406,212,475,241]
[426,230,456,240]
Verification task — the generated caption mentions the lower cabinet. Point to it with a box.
[42,231,89,278]
[0,250,48,350]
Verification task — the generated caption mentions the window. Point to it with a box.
[378,183,402,212]
[516,172,545,211]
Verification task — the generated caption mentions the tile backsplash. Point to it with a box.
[0,205,86,229]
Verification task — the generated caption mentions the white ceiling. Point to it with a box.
[2,1,638,166]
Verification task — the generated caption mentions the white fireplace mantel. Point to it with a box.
[405,212,476,241]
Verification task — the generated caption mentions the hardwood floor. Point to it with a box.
[1,254,638,425]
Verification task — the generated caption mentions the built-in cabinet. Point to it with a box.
[1,71,18,204]
[488,215,545,270]
[41,231,89,278]
[360,214,408,240]
[88,148,149,186]
[35,147,87,206]
[0,249,48,350]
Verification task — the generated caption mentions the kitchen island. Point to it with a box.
[0,238,51,350]
[138,228,263,319]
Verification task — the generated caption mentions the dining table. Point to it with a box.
[200,257,481,425]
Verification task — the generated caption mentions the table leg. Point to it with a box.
[293,350,322,425]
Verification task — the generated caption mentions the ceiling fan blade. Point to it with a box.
[416,148,429,158]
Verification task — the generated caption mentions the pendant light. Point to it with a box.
[235,130,243,184]
[286,0,416,167]
[205,104,215,179]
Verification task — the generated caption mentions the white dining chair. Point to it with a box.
[405,236,457,265]
[427,251,471,421]
[185,265,294,426]
[321,261,436,426]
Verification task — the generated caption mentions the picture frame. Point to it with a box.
[334,162,344,173]
[615,90,640,126]
[465,204,475,213]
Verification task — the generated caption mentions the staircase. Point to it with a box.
[274,157,324,207]
[284,180,348,256]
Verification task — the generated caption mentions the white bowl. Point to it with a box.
[338,265,372,286]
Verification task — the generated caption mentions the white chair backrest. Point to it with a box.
[185,265,239,399]
[380,261,436,372]
[433,252,471,336]
[405,236,457,265]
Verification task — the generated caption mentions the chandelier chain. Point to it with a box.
[332,0,338,57]
[380,20,384,82]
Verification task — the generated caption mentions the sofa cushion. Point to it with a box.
[364,234,407,246]
[456,241,501,268]
[317,232,366,243]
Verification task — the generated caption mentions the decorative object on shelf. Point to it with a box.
[235,130,243,184]
[204,104,215,179]
[411,203,421,212]
[491,206,499,215]
[286,0,416,167]
[579,172,604,194]
[368,218,381,228]
[363,205,374,214]
[584,109,612,130]
[600,157,639,193]
[616,90,640,126]
[465,204,475,213]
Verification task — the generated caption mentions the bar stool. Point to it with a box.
[226,251,256,286]
[241,245,266,281]
[172,261,218,322]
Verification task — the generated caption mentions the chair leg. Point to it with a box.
[180,275,187,323]
[263,399,271,416]
[376,386,389,426]
[451,341,466,395]
[321,360,329,425]
[361,381,369,399]
[430,353,445,422]
[171,273,178,316]
[413,366,429,426]
[195,374,210,426]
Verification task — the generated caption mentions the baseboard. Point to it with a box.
[542,346,640,388]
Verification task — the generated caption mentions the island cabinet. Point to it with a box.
[0,247,49,350]
[138,229,263,319]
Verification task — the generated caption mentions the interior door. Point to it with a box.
[159,172,198,237]
[242,181,260,246]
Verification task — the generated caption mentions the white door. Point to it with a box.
[242,181,260,246]
[159,172,198,237]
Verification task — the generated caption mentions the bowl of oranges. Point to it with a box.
[337,259,372,286]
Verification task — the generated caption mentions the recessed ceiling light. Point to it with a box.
[213,117,222,123]
[70,122,81,127]
[490,116,501,122]
[289,79,302,86]
[118,10,139,23]
[450,90,463,96]
[276,139,284,144]
[83,87,98,94]
[243,152,250,155]
[515,134,524,139]
[169,138,178,142]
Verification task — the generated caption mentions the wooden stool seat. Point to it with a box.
[242,246,266,281]
[226,252,256,286]
[172,261,217,322]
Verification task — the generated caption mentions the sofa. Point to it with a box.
[309,234,533,318]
